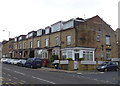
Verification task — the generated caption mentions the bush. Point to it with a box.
[79,58,84,61]
[50,55,58,62]
[66,58,73,61]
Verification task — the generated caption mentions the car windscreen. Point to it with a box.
[100,62,109,66]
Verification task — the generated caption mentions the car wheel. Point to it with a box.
[104,68,108,72]
[31,65,33,68]
[116,68,119,71]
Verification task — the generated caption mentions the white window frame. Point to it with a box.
[19,37,22,41]
[14,37,17,42]
[106,36,110,45]
[82,51,94,61]
[106,50,111,59]
[45,39,49,47]
[55,37,59,45]
[15,45,17,49]
[19,43,22,49]
[67,36,71,45]
[62,50,67,59]
[37,29,43,36]
[45,28,50,34]
[24,42,26,49]
[30,41,32,48]
[96,35,100,42]
[29,33,33,38]
[51,22,63,32]
[63,20,74,29]
[67,50,73,59]
[37,40,40,47]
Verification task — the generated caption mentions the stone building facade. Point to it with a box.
[116,28,120,58]
[2,39,14,58]
[2,15,118,63]
[0,42,2,58]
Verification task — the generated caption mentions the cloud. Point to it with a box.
[0,0,119,41]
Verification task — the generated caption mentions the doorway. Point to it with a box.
[74,53,79,61]
[29,50,34,58]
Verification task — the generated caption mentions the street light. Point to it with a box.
[2,30,10,40]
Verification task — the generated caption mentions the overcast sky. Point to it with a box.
[0,0,119,42]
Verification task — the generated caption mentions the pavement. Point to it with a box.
[41,67,97,73]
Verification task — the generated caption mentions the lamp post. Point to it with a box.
[2,30,11,58]
[2,30,10,40]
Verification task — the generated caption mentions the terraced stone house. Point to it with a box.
[2,15,118,64]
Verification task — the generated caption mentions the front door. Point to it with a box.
[75,53,79,61]
[30,50,34,58]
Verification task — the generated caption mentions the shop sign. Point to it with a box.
[60,60,69,64]
[81,61,96,64]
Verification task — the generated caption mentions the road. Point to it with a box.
[1,63,119,85]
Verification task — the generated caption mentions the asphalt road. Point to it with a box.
[1,63,119,85]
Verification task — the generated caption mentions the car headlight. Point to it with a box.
[101,66,106,69]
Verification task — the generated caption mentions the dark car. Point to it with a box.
[96,61,119,72]
[25,58,43,68]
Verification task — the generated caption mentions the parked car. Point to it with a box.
[1,58,7,63]
[25,58,43,68]
[17,60,26,67]
[10,59,17,64]
[0,58,5,62]
[6,58,12,64]
[96,61,119,72]
[13,59,21,65]
[2,58,11,64]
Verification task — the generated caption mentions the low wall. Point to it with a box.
[59,60,100,71]
[49,60,107,71]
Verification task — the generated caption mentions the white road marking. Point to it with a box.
[99,72,104,74]
[3,68,11,71]
[77,73,82,75]
[20,80,26,83]
[14,71,25,76]
[13,77,18,79]
[94,78,98,81]
[7,74,11,77]
[32,76,56,84]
